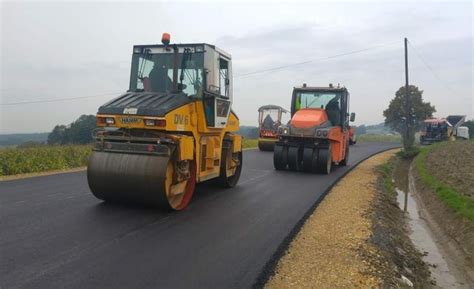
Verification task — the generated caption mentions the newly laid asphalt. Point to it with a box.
[1,142,398,289]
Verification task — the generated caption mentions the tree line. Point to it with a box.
[13,88,472,148]
[47,115,96,145]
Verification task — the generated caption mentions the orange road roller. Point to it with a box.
[273,84,356,174]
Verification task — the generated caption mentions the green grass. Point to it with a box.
[242,138,258,149]
[415,145,474,222]
[357,133,402,143]
[378,160,395,194]
[0,145,92,176]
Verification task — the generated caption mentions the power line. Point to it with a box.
[0,91,123,106]
[234,40,399,78]
[407,40,458,95]
[1,40,399,106]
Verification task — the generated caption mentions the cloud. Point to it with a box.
[1,1,472,133]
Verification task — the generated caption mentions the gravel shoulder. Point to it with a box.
[266,149,429,288]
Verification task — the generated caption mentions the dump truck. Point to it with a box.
[420,115,466,144]
[87,33,242,210]
[257,105,289,151]
[273,84,355,174]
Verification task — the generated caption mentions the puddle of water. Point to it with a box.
[395,186,469,289]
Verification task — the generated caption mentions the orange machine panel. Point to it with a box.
[291,108,328,128]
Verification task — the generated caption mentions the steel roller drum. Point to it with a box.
[87,151,171,207]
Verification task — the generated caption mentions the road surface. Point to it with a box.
[1,142,398,289]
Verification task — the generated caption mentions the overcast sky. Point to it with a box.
[0,0,472,134]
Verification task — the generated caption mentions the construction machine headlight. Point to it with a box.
[144,119,156,126]
[279,126,289,135]
[144,118,166,127]
[316,129,328,138]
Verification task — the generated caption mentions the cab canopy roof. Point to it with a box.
[132,43,231,59]
[424,115,465,127]
[423,118,446,124]
[293,85,347,93]
[258,105,289,113]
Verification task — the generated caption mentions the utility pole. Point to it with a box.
[404,37,410,150]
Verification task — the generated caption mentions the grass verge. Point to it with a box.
[242,138,258,149]
[358,133,401,143]
[415,145,474,222]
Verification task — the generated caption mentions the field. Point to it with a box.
[0,145,92,176]
[415,141,474,221]
[357,133,401,143]
[0,139,259,177]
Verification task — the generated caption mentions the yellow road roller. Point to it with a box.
[87,33,242,210]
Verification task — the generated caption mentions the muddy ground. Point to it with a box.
[370,156,431,288]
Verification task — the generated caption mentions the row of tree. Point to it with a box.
[47,115,96,145]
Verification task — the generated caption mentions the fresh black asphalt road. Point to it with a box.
[1,142,398,289]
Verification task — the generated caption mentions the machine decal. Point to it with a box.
[123,107,138,114]
[121,117,140,124]
[174,114,189,126]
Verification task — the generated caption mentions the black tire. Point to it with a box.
[302,147,315,172]
[288,146,301,171]
[317,145,332,174]
[217,141,242,188]
[273,144,288,170]
[340,143,349,166]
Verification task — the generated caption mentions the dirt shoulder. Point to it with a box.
[265,149,430,288]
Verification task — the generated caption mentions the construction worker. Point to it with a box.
[263,114,274,129]
[149,62,173,92]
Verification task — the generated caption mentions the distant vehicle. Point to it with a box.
[257,105,289,151]
[273,84,355,174]
[456,126,469,140]
[420,115,466,144]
